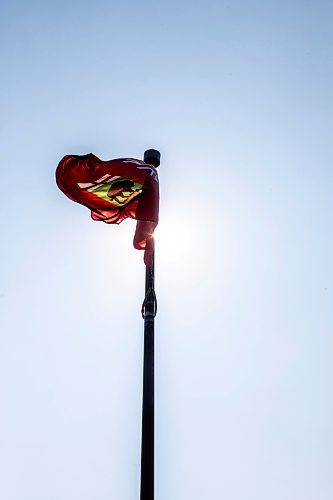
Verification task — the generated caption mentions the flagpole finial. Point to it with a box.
[144,149,161,168]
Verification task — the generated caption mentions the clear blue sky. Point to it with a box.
[1,1,332,499]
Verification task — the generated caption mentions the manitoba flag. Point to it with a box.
[56,153,159,265]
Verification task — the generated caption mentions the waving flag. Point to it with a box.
[56,153,159,265]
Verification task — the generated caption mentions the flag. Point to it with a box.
[56,153,159,265]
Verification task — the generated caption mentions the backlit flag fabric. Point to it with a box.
[56,153,159,265]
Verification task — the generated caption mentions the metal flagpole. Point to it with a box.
[140,149,160,500]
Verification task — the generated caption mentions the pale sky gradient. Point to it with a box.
[1,1,332,499]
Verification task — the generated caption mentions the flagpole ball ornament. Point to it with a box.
[144,149,161,168]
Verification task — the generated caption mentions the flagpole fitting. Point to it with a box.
[141,287,157,319]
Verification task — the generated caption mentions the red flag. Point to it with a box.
[56,153,159,265]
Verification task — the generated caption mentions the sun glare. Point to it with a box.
[155,218,190,261]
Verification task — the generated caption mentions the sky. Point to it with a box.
[1,0,332,499]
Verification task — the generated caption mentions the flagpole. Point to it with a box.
[140,149,160,500]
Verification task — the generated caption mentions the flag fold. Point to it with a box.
[56,153,159,265]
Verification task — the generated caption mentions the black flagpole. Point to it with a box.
[140,149,160,500]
